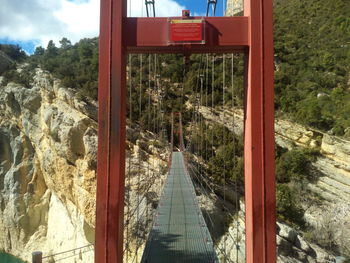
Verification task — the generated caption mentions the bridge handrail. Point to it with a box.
[41,244,94,259]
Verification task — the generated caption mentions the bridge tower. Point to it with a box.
[95,0,276,262]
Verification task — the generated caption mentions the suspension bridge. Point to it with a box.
[141,151,218,263]
[31,0,275,261]
[97,0,276,262]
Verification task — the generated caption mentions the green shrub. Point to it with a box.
[276,148,318,183]
[2,66,34,88]
[0,44,27,62]
[274,0,350,134]
[277,184,305,227]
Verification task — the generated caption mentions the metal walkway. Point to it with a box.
[141,152,218,263]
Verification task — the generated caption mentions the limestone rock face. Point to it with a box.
[275,118,322,149]
[321,134,350,166]
[0,69,97,262]
[0,68,169,263]
[276,223,335,263]
[0,122,49,254]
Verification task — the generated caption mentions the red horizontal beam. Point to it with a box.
[124,16,248,53]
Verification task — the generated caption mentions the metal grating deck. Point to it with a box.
[141,152,218,263]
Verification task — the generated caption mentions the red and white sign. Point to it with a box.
[169,19,204,43]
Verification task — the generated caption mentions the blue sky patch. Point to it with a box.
[175,0,226,16]
[0,38,39,54]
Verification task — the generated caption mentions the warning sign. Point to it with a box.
[169,19,204,43]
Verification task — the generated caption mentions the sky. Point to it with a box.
[0,0,227,54]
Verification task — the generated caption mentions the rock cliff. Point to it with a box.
[0,69,97,262]
[0,69,168,262]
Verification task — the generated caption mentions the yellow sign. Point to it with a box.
[170,19,203,24]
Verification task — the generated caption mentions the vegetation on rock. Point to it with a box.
[274,0,350,136]
[275,147,319,227]
[0,44,27,62]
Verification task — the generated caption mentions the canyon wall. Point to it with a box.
[0,69,97,262]
[0,68,169,262]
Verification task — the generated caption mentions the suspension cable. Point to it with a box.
[206,0,218,16]
[148,55,152,130]
[222,53,227,262]
[135,53,143,262]
[211,54,215,162]
[155,56,161,137]
[184,53,241,262]
[153,54,157,135]
[146,54,152,237]
[145,0,156,17]
[126,54,133,261]
[199,71,204,191]
[232,52,240,261]
[197,55,205,187]
[205,54,209,163]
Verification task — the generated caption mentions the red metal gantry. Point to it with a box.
[95,0,276,262]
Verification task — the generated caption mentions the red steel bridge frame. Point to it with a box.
[96,0,276,262]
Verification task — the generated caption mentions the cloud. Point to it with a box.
[0,0,65,47]
[0,0,186,49]
[53,0,100,44]
[128,0,185,17]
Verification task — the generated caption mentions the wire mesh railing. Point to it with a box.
[32,244,94,263]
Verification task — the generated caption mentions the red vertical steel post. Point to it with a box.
[95,0,127,262]
[244,0,276,262]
